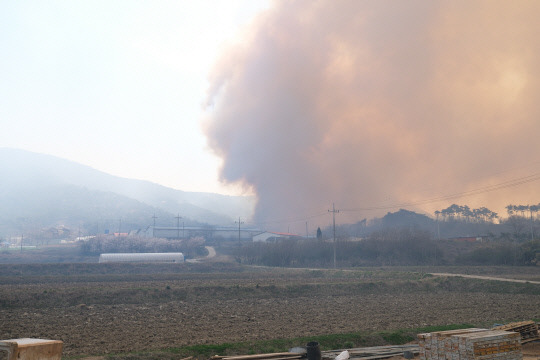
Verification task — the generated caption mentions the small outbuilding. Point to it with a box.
[98,252,184,263]
[252,231,300,242]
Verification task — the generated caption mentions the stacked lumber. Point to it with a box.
[493,321,540,344]
[210,352,304,360]
[418,328,487,359]
[322,344,419,360]
[454,330,521,359]
[418,328,522,360]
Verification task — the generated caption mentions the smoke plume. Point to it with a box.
[204,1,540,231]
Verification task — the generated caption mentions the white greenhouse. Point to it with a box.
[98,252,184,263]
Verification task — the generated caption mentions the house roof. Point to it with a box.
[255,231,299,237]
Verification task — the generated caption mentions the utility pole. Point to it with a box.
[306,222,308,239]
[435,211,441,241]
[529,206,534,241]
[235,217,244,247]
[175,214,182,239]
[328,203,340,269]
[152,213,158,237]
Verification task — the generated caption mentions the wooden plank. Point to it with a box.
[217,353,302,360]
[323,345,419,359]
[348,353,416,360]
[324,345,418,354]
[251,357,302,360]
[493,320,540,344]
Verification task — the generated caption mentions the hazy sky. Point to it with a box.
[0,0,269,195]
[4,1,540,232]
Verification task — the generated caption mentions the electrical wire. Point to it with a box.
[342,171,540,212]
[252,170,540,226]
[253,211,328,226]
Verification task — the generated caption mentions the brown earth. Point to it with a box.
[0,264,539,358]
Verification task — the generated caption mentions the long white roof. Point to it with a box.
[98,252,184,263]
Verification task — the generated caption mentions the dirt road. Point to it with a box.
[430,273,540,284]
[205,246,216,259]
[186,246,216,263]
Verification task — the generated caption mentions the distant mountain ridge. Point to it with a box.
[0,148,254,235]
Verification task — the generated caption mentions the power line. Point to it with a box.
[342,171,540,213]
[254,211,328,226]
[247,170,540,229]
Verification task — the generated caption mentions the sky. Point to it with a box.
[0,0,269,195]
[3,1,540,233]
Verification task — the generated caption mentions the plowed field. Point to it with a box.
[0,263,539,358]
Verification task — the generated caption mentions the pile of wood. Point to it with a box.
[208,345,422,360]
[208,321,539,360]
[418,328,522,360]
[211,352,304,360]
[418,328,484,359]
[493,321,540,344]
[322,344,419,360]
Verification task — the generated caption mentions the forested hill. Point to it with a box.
[0,148,254,235]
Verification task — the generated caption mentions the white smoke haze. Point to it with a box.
[204,0,540,231]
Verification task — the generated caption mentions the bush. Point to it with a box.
[456,240,540,266]
[236,228,442,267]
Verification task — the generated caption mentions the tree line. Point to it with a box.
[506,203,540,217]
[434,203,540,223]
[232,228,539,267]
[434,204,498,223]
[79,235,206,258]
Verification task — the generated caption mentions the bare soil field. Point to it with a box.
[0,263,538,358]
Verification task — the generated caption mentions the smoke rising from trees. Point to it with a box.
[204,1,540,230]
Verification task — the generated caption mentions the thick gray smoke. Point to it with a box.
[204,1,540,231]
